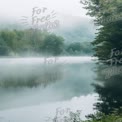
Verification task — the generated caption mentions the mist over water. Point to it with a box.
[0,56,97,121]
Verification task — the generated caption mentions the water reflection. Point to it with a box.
[0,57,96,110]
[0,64,63,88]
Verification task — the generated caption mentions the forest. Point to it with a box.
[0,29,93,56]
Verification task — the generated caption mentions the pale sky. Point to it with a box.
[0,0,88,19]
[0,0,96,32]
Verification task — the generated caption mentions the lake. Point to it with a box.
[0,56,98,122]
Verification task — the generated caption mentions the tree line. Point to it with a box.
[0,29,92,56]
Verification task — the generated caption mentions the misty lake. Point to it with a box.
[0,56,98,122]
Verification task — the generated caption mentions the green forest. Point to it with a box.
[0,29,93,56]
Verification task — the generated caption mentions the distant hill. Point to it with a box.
[0,13,96,44]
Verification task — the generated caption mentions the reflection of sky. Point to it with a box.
[0,94,98,121]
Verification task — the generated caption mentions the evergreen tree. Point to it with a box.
[81,0,122,114]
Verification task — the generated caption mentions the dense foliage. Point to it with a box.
[0,29,64,56]
[0,29,93,56]
[81,0,122,116]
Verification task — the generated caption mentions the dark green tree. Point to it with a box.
[41,34,64,56]
[66,42,82,55]
[0,37,9,55]
[81,0,122,114]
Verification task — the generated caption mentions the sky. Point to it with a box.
[0,0,96,36]
[0,0,89,19]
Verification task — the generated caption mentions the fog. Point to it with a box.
[0,57,96,107]
[0,56,97,121]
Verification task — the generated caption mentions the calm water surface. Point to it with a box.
[0,56,98,121]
